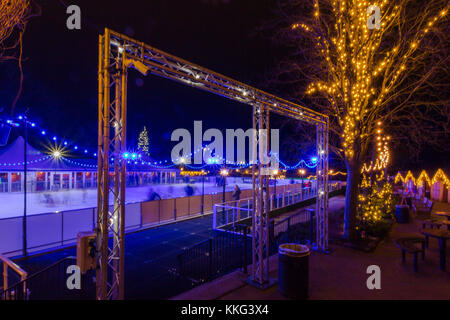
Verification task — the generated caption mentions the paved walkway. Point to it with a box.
[174,199,450,300]
[13,188,339,299]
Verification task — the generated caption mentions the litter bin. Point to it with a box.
[395,205,409,223]
[278,243,310,299]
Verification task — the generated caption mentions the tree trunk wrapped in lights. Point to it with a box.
[268,0,449,239]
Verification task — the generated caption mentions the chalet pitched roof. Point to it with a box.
[0,137,178,172]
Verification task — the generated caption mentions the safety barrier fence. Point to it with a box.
[0,180,325,257]
[213,182,342,229]
[177,224,251,286]
[269,208,315,255]
[0,192,228,257]
[0,254,27,296]
[0,256,95,300]
[177,207,317,286]
[177,182,346,286]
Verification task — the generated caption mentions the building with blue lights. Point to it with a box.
[0,137,179,193]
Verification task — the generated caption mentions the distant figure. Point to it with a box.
[62,191,70,205]
[82,188,88,202]
[184,184,194,197]
[147,187,161,201]
[43,193,55,206]
[232,185,241,201]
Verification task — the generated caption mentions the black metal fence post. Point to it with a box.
[243,226,248,274]
[287,217,291,242]
[208,238,213,280]
[177,254,183,278]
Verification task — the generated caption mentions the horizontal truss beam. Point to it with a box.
[108,30,327,125]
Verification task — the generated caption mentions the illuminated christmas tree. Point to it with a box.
[138,126,149,155]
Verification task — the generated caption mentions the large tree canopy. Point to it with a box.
[265,0,449,238]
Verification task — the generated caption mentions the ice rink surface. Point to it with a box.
[0,178,294,218]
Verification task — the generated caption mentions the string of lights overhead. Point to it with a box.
[6,115,324,171]
[6,114,97,157]
[395,169,450,187]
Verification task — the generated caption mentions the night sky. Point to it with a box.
[0,0,447,171]
[1,0,299,163]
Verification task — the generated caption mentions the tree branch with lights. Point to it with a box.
[266,0,449,239]
[0,0,40,115]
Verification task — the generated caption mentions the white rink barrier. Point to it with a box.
[0,180,343,257]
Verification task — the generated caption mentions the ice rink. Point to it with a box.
[0,177,294,218]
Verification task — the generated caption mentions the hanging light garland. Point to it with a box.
[394,169,450,187]
[4,116,326,171]
[361,121,390,173]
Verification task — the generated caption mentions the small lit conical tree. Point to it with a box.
[138,126,149,155]
[270,0,449,239]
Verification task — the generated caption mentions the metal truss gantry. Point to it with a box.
[97,28,329,298]
[97,31,127,300]
[316,123,329,252]
[251,104,270,286]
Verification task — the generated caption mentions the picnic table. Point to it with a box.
[420,228,450,271]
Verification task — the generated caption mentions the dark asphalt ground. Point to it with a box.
[15,214,220,299]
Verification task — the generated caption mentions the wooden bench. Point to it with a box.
[394,237,426,272]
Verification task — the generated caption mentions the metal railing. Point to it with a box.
[211,182,342,230]
[269,208,315,255]
[177,209,316,288]
[213,198,253,229]
[0,189,244,257]
[1,254,27,297]
[0,256,95,300]
[177,225,251,285]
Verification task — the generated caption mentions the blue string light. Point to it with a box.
[0,156,52,167]
[8,114,96,157]
[8,115,320,171]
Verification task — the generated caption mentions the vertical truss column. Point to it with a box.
[315,120,329,252]
[97,29,127,300]
[250,103,271,287]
